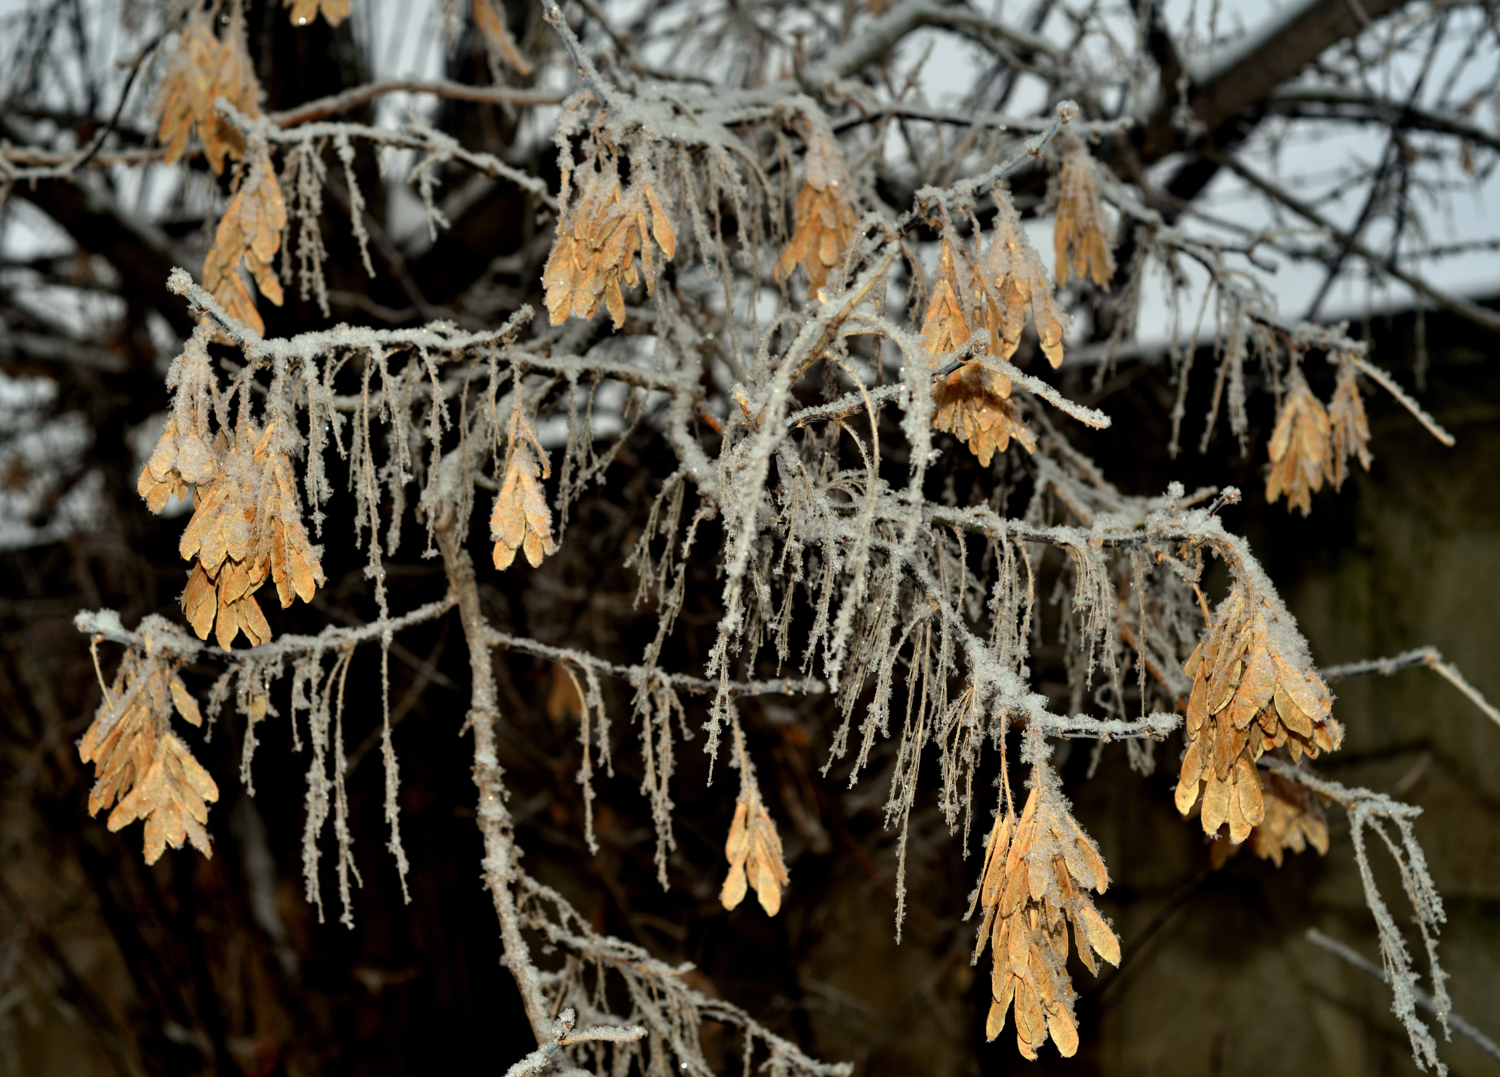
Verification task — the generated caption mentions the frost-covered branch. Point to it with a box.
[1262,757,1451,1073]
[501,1007,646,1077]
[268,79,566,126]
[1320,647,1499,729]
[1306,929,1500,1064]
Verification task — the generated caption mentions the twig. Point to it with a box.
[1320,646,1499,728]
[74,598,458,663]
[538,0,615,107]
[1306,929,1500,1063]
[433,501,552,1046]
[1205,147,1500,338]
[268,79,564,126]
[502,1007,646,1077]
[487,627,824,699]
[1342,353,1456,448]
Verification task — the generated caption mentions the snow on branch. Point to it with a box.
[1306,929,1500,1064]
[1320,647,1499,729]
[1262,757,1451,1073]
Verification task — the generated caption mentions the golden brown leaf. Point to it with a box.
[978,196,1066,368]
[203,154,287,337]
[1177,584,1342,843]
[1265,369,1331,515]
[154,11,262,175]
[971,767,1116,1059]
[81,645,219,865]
[491,406,558,570]
[542,148,675,329]
[472,0,533,74]
[1052,141,1116,289]
[775,129,858,293]
[720,789,788,915]
[932,361,1036,466]
[1328,358,1373,491]
[285,0,349,26]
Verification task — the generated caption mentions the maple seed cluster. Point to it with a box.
[1176,586,1343,843]
[972,769,1120,1060]
[922,237,1037,466]
[1052,141,1116,289]
[80,645,220,865]
[1211,770,1331,869]
[284,0,350,26]
[140,391,324,649]
[720,789,789,916]
[542,149,676,329]
[155,9,262,175]
[919,195,1069,467]
[491,408,559,570]
[776,130,859,293]
[203,153,287,337]
[1266,361,1372,514]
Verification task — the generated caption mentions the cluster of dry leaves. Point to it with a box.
[156,3,348,335]
[1051,140,1116,289]
[970,767,1120,1059]
[1266,360,1373,514]
[1210,770,1331,869]
[155,8,261,175]
[776,127,860,293]
[81,641,220,864]
[1175,584,1343,845]
[491,405,559,570]
[719,786,789,916]
[918,197,1069,465]
[138,366,324,648]
[542,145,676,329]
[203,153,287,336]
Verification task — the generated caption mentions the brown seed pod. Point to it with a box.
[1265,368,1332,515]
[81,642,219,865]
[720,788,788,916]
[971,766,1118,1059]
[1176,585,1342,841]
[775,127,859,293]
[491,406,558,571]
[1052,141,1116,290]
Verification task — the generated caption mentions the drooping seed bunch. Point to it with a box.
[1210,769,1331,869]
[155,8,262,175]
[971,766,1120,1059]
[921,236,1037,465]
[1266,360,1373,514]
[1175,585,1342,842]
[202,151,287,337]
[720,785,788,916]
[140,364,324,650]
[490,404,558,570]
[1327,357,1373,491]
[918,193,1069,467]
[1051,140,1116,289]
[174,419,324,649]
[542,143,676,329]
[776,122,860,293]
[80,640,219,864]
